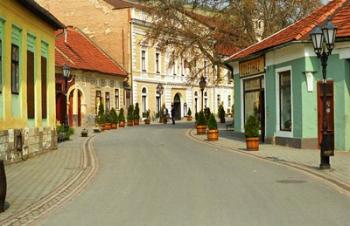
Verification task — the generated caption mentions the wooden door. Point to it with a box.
[78,91,82,127]
[69,92,74,127]
[317,81,334,149]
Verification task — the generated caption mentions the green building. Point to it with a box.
[226,0,350,150]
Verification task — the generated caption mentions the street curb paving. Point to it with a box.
[186,129,350,197]
[0,135,99,226]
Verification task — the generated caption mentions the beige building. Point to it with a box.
[37,0,233,119]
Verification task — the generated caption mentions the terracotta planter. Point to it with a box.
[246,137,260,151]
[127,120,134,127]
[0,160,6,212]
[111,123,117,129]
[187,116,192,121]
[207,129,219,141]
[144,119,151,125]
[104,123,112,130]
[119,121,125,128]
[134,120,139,126]
[196,125,207,135]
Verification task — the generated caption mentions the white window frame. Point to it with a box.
[155,51,161,74]
[141,48,147,73]
[141,87,148,113]
[275,66,293,137]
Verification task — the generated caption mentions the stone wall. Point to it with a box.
[0,127,57,164]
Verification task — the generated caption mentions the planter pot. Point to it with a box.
[246,137,259,151]
[0,160,6,212]
[111,123,117,129]
[104,123,112,130]
[81,128,89,137]
[207,129,219,141]
[187,116,192,121]
[163,118,167,124]
[134,120,139,126]
[127,120,134,127]
[196,125,207,135]
[144,119,151,125]
[119,121,125,128]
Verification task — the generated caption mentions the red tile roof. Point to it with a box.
[55,27,127,77]
[227,0,350,61]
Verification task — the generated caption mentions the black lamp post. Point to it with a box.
[63,64,71,129]
[156,83,164,116]
[310,19,337,170]
[199,76,207,111]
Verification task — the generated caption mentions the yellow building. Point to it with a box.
[0,0,64,162]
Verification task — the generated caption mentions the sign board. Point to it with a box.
[239,56,265,78]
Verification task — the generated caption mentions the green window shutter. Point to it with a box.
[27,33,36,53]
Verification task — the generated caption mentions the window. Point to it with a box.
[243,77,263,123]
[41,56,47,119]
[204,91,208,108]
[0,39,2,93]
[156,52,160,73]
[27,51,35,119]
[11,44,20,94]
[141,50,146,72]
[173,60,176,75]
[142,88,147,113]
[105,92,110,112]
[156,92,160,113]
[115,89,119,110]
[279,71,292,131]
[194,91,198,113]
[96,90,101,114]
[228,95,231,109]
[217,94,221,106]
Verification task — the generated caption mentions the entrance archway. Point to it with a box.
[173,93,181,120]
[68,88,83,127]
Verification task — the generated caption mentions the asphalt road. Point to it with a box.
[38,123,350,226]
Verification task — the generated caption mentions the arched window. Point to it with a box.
[142,87,147,113]
[194,91,198,113]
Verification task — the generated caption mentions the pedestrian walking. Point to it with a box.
[171,105,176,124]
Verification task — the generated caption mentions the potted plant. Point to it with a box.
[196,111,207,135]
[104,111,112,130]
[110,108,118,129]
[118,108,125,128]
[144,109,151,125]
[204,107,211,122]
[218,104,226,123]
[127,105,134,126]
[96,102,105,130]
[207,113,219,141]
[187,108,192,121]
[134,103,140,126]
[245,115,260,151]
[161,104,168,124]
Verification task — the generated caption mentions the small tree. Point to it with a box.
[134,103,140,120]
[96,102,105,125]
[119,108,125,122]
[187,108,192,117]
[204,107,211,122]
[245,115,259,138]
[104,111,112,123]
[110,108,118,124]
[127,105,134,121]
[197,111,207,126]
[208,113,218,130]
[218,104,226,123]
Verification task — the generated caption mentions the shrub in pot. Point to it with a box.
[144,109,151,125]
[104,112,112,130]
[207,113,219,141]
[218,104,226,123]
[196,111,207,135]
[245,115,260,151]
[110,108,118,129]
[134,103,140,126]
[204,107,211,122]
[96,102,105,129]
[187,108,192,121]
[127,105,134,126]
[118,108,125,128]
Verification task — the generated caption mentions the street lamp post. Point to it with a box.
[199,76,207,112]
[310,19,337,169]
[63,64,71,130]
[156,83,164,118]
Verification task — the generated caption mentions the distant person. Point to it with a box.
[171,105,176,124]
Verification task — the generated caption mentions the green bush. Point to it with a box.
[119,108,125,122]
[197,111,207,126]
[110,108,118,124]
[218,104,225,123]
[96,102,105,125]
[127,105,134,120]
[187,108,192,116]
[245,115,259,138]
[207,113,217,130]
[134,103,140,120]
[105,111,112,123]
[204,107,211,121]
[57,125,74,142]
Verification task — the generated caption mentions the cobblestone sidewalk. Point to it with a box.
[189,124,350,193]
[0,130,98,225]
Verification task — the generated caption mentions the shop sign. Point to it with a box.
[239,56,265,78]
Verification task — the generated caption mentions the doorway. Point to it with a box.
[317,81,334,149]
[174,93,181,120]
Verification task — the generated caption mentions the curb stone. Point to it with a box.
[187,129,350,197]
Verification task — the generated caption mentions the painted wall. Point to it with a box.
[0,0,56,130]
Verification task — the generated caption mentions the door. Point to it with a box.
[56,93,65,124]
[174,94,181,120]
[69,92,74,127]
[317,81,334,150]
[259,90,265,143]
[78,90,82,127]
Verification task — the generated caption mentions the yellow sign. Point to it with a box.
[239,56,265,77]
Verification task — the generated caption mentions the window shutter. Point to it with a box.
[41,56,47,119]
[27,51,35,118]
